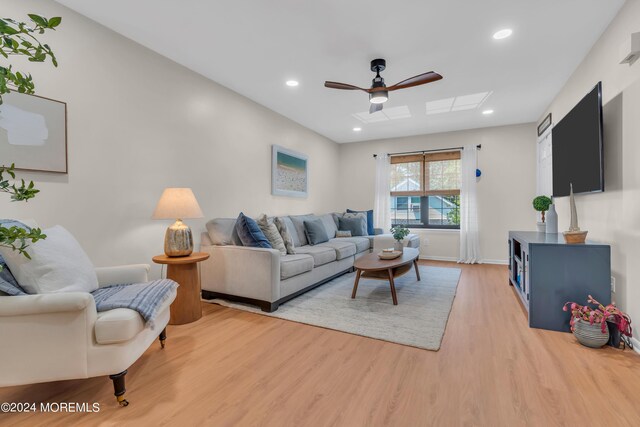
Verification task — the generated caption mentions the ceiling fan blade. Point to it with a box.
[370,102,383,114]
[387,71,443,91]
[324,81,367,91]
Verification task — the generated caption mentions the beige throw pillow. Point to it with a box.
[256,214,287,255]
[274,216,296,255]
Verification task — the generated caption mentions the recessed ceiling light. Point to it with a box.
[285,80,299,87]
[353,127,362,132]
[482,109,494,115]
[493,29,512,40]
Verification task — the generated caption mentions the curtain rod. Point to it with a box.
[372,144,481,158]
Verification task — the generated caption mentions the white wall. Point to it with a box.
[338,123,537,263]
[0,0,341,277]
[539,0,640,341]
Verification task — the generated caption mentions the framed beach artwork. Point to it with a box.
[0,92,67,173]
[272,145,308,198]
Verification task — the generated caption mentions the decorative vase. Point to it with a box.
[393,240,404,253]
[536,222,546,233]
[573,319,609,348]
[546,204,558,234]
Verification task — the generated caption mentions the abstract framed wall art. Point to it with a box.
[0,92,67,173]
[272,145,308,198]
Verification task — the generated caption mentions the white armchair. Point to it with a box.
[0,264,176,406]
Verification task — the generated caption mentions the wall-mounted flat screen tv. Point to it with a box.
[552,82,604,197]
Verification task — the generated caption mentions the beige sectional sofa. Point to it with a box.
[200,213,381,312]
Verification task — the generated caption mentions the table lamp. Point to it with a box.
[152,188,204,257]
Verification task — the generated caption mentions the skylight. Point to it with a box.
[426,92,492,115]
[353,106,412,124]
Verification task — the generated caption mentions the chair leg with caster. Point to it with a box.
[159,328,166,349]
[109,370,129,407]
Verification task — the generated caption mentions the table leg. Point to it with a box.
[168,263,202,325]
[387,268,398,305]
[414,259,421,281]
[351,269,362,299]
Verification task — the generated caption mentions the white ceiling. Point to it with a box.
[56,0,625,143]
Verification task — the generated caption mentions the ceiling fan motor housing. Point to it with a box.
[370,58,386,72]
[369,59,388,104]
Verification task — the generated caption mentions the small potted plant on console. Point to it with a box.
[532,195,552,233]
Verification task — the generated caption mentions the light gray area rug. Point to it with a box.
[205,265,461,351]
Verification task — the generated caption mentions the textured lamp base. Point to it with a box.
[165,219,193,257]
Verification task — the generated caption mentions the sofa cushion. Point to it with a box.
[94,308,145,344]
[304,218,329,245]
[294,245,337,267]
[318,240,357,260]
[347,209,374,235]
[318,213,338,239]
[235,213,272,249]
[332,236,370,253]
[336,230,352,238]
[289,214,316,247]
[206,218,243,246]
[338,216,368,237]
[257,214,287,255]
[274,216,296,254]
[280,254,314,280]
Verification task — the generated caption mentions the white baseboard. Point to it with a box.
[420,256,508,265]
[630,336,640,355]
[482,259,509,265]
[420,255,458,262]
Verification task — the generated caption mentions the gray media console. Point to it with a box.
[508,231,611,332]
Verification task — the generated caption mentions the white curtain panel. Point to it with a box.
[373,153,391,233]
[459,145,481,264]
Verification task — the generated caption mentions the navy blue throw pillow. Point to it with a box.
[234,213,272,249]
[347,209,374,235]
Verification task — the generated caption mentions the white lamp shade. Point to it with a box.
[152,188,204,220]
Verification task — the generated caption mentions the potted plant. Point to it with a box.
[532,195,552,232]
[0,165,46,263]
[563,295,633,349]
[390,225,409,253]
[0,14,59,260]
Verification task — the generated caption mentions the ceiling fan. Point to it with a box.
[324,59,443,114]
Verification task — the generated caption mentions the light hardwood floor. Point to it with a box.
[1,261,640,426]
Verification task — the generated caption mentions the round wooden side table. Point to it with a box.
[152,252,210,325]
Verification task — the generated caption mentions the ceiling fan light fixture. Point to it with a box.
[493,29,513,40]
[369,91,388,104]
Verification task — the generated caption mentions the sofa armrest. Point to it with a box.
[0,292,95,316]
[95,264,150,287]
[374,228,384,235]
[0,293,97,387]
[200,244,281,302]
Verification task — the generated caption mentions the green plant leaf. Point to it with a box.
[27,14,47,27]
[48,17,62,28]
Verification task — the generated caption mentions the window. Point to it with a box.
[390,151,461,229]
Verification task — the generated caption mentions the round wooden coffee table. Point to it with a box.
[352,247,420,305]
